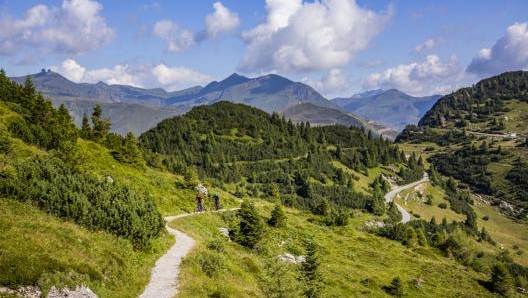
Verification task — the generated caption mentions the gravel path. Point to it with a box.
[384,173,429,223]
[139,209,238,298]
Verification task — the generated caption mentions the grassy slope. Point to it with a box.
[76,139,241,216]
[0,198,172,298]
[393,182,465,223]
[171,203,497,298]
[0,102,245,297]
[475,202,528,266]
[397,142,528,267]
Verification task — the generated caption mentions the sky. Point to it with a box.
[1,0,527,98]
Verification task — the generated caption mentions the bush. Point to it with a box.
[438,202,448,209]
[383,277,404,297]
[0,156,164,248]
[198,252,225,278]
[207,239,225,253]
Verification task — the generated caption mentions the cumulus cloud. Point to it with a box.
[153,20,196,53]
[302,68,349,97]
[0,0,114,55]
[154,2,238,51]
[205,2,240,38]
[51,59,213,91]
[363,55,464,96]
[52,59,86,82]
[467,22,528,76]
[150,64,214,90]
[413,38,442,53]
[239,0,392,73]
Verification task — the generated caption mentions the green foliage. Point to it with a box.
[234,200,265,249]
[0,73,79,152]
[323,208,350,227]
[300,239,322,298]
[490,263,514,296]
[0,129,12,153]
[311,198,330,216]
[139,101,406,214]
[260,259,300,298]
[386,202,402,223]
[0,198,172,297]
[402,227,418,248]
[420,71,528,128]
[398,71,528,218]
[111,132,145,168]
[184,166,200,189]
[383,277,404,297]
[268,203,287,228]
[91,104,111,142]
[0,156,164,248]
[199,251,226,278]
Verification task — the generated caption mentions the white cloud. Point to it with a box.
[467,22,528,76]
[239,0,392,73]
[0,0,114,55]
[83,65,144,87]
[363,55,464,96]
[51,59,86,82]
[205,2,240,38]
[153,20,196,53]
[51,59,213,91]
[302,68,349,97]
[413,38,442,53]
[151,64,214,90]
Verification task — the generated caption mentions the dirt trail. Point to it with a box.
[139,209,238,298]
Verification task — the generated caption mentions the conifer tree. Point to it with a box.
[300,239,322,298]
[268,203,286,228]
[91,104,111,142]
[80,113,92,139]
[235,200,265,248]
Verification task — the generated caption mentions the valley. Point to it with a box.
[0,69,527,298]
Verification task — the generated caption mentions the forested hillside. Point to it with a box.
[397,71,528,218]
[140,101,420,214]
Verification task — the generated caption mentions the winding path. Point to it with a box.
[139,209,238,298]
[140,174,430,298]
[384,173,429,223]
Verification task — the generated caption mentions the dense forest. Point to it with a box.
[139,101,420,215]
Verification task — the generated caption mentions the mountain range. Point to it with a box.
[11,70,437,137]
[332,89,441,131]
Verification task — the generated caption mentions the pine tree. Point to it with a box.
[184,166,199,188]
[403,227,418,247]
[80,113,92,139]
[236,200,265,248]
[417,227,428,246]
[268,203,287,228]
[91,104,111,142]
[300,239,322,298]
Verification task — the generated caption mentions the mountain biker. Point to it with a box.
[213,193,220,210]
[196,195,204,212]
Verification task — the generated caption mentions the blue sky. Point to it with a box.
[1,0,527,97]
